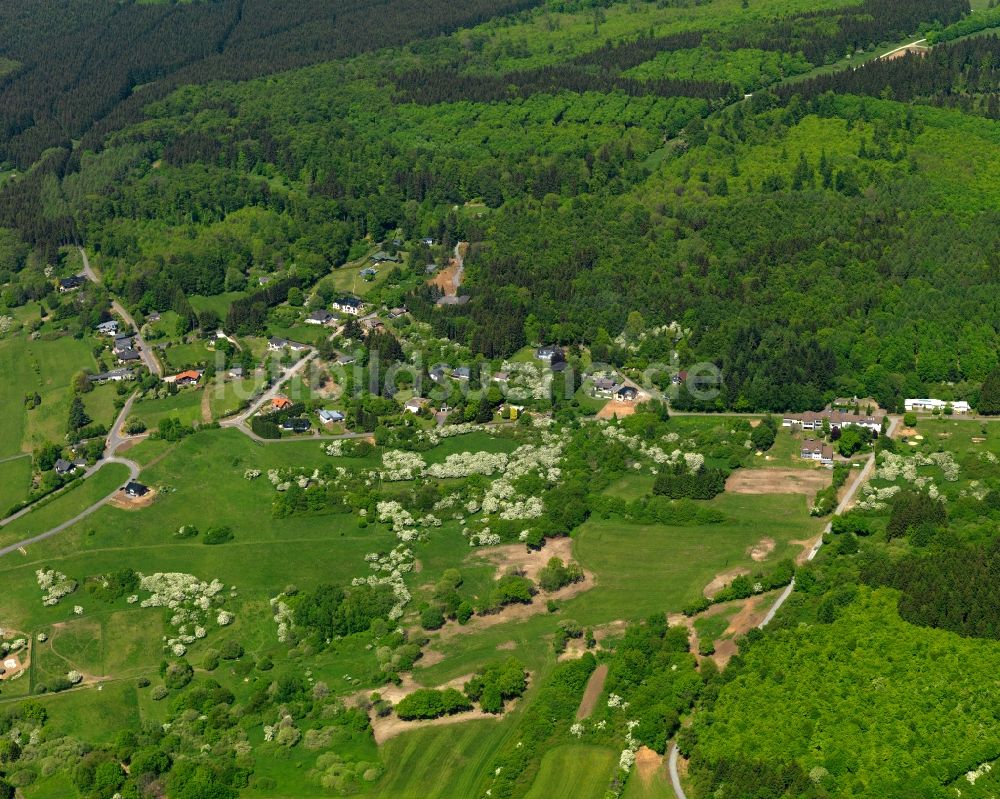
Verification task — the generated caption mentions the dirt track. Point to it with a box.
[575,663,608,720]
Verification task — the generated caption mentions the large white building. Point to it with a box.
[904,398,971,414]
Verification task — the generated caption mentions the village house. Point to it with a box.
[305,309,335,326]
[452,366,471,381]
[371,251,400,264]
[270,397,293,412]
[615,385,639,403]
[227,366,244,379]
[671,371,688,386]
[58,275,85,292]
[782,409,885,433]
[536,346,564,363]
[268,337,309,352]
[491,371,509,383]
[113,334,135,354]
[124,481,149,498]
[429,366,448,383]
[317,409,345,425]
[404,397,429,414]
[800,439,834,466]
[280,417,311,433]
[592,376,619,398]
[359,267,378,279]
[335,352,356,366]
[117,348,141,365]
[333,296,364,316]
[96,320,119,336]
[421,237,435,246]
[170,370,202,386]
[360,316,384,334]
[87,368,135,384]
[54,458,79,476]
[387,307,408,319]
[905,398,971,414]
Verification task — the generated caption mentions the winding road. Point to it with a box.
[0,395,143,559]
[668,415,900,798]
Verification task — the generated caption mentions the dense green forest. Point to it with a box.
[4,0,999,411]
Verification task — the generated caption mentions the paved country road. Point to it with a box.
[668,415,900,798]
[0,395,142,559]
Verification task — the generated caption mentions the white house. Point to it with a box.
[905,398,971,414]
[333,296,364,316]
[317,409,345,424]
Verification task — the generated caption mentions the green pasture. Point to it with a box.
[524,744,618,799]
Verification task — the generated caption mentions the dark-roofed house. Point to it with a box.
[96,320,119,336]
[615,385,639,403]
[371,251,400,264]
[59,275,85,292]
[114,334,135,353]
[452,366,471,380]
[268,337,308,352]
[305,309,335,326]
[117,349,141,364]
[333,296,364,316]
[280,417,311,433]
[54,458,78,476]
[335,352,356,365]
[124,481,149,498]
[359,267,378,278]
[592,377,619,398]
[88,368,134,384]
[800,439,834,466]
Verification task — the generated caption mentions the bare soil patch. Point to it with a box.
[575,663,608,720]
[427,261,462,296]
[596,400,637,420]
[475,537,576,582]
[200,387,212,424]
[635,746,664,785]
[558,638,588,661]
[726,468,830,495]
[496,640,517,651]
[747,537,775,562]
[372,706,502,744]
[108,488,157,510]
[703,567,749,599]
[898,426,918,438]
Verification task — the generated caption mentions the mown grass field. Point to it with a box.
[0,333,99,456]
[524,744,618,799]
[0,461,130,551]
[131,388,204,428]
[0,456,32,513]
[572,491,821,623]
